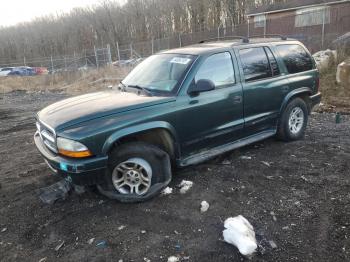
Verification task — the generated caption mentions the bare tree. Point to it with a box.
[0,0,285,64]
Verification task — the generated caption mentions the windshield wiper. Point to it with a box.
[125,84,153,96]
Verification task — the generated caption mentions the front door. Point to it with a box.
[176,51,244,156]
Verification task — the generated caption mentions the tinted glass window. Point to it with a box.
[265,47,280,76]
[276,44,314,74]
[239,47,272,82]
[195,52,235,88]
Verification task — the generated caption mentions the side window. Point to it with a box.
[276,44,314,74]
[239,47,272,82]
[195,52,235,88]
[264,47,280,76]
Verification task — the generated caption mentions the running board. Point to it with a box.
[179,129,276,167]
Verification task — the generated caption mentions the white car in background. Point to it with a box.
[0,67,14,76]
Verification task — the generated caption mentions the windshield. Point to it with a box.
[122,53,196,95]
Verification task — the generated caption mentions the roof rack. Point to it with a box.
[249,34,288,40]
[198,35,249,44]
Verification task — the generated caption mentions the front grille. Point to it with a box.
[36,121,57,153]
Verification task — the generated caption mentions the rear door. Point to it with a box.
[236,46,290,135]
[176,51,244,155]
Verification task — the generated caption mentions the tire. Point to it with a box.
[277,97,308,141]
[97,142,172,203]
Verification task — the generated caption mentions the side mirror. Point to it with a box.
[188,79,215,96]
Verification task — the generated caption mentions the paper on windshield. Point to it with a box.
[170,57,191,64]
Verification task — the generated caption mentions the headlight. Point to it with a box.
[57,137,93,158]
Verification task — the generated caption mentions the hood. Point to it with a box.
[37,91,174,130]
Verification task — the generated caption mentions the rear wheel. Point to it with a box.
[277,97,308,141]
[97,142,172,203]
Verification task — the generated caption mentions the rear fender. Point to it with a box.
[279,87,312,115]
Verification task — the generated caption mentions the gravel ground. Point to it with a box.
[0,91,349,262]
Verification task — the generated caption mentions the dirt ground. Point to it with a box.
[0,91,350,262]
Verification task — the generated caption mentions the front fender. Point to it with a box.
[101,121,178,155]
[279,87,312,115]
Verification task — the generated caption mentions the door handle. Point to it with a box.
[232,95,242,104]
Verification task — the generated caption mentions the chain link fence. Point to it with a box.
[0,46,112,73]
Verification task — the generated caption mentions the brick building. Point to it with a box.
[247,0,350,52]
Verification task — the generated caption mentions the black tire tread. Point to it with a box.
[277,97,308,142]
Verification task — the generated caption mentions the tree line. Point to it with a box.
[0,0,286,64]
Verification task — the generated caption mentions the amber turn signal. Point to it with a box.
[58,149,93,158]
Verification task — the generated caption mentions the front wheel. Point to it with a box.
[97,142,172,203]
[277,97,308,141]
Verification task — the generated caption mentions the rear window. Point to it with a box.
[276,44,314,74]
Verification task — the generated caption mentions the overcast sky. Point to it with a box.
[0,0,118,27]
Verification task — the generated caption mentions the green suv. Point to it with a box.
[34,37,321,202]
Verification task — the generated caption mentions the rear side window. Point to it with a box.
[239,47,272,82]
[276,44,314,74]
[195,52,235,88]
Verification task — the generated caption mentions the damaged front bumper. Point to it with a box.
[34,132,108,185]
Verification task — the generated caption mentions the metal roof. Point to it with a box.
[247,0,349,17]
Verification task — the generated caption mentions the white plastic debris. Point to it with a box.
[269,240,278,249]
[55,241,65,251]
[179,180,193,194]
[261,161,271,167]
[118,225,126,230]
[200,201,210,213]
[223,215,257,256]
[239,156,252,160]
[87,238,95,245]
[167,256,180,262]
[270,211,277,221]
[161,187,173,195]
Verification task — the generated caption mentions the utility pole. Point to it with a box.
[321,6,326,49]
